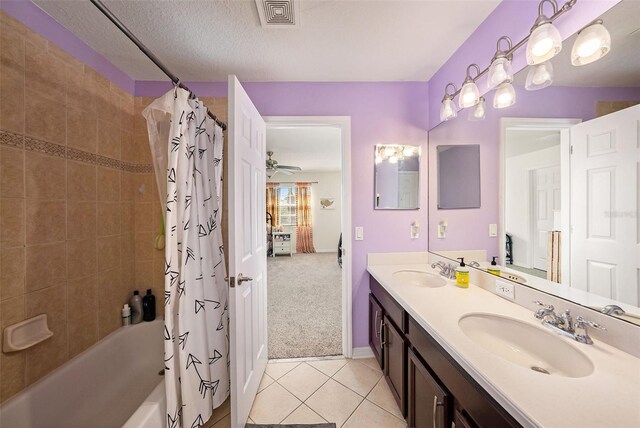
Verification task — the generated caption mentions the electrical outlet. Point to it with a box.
[495,280,515,301]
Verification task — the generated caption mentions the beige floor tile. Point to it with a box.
[343,399,407,428]
[278,362,329,401]
[281,404,327,425]
[264,360,300,380]
[211,413,230,428]
[307,358,349,377]
[305,379,363,427]
[257,372,274,392]
[247,417,255,424]
[208,398,230,426]
[248,382,301,424]
[358,357,383,373]
[366,378,404,419]
[333,359,383,397]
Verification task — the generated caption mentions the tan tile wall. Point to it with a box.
[0,11,139,402]
[595,100,639,118]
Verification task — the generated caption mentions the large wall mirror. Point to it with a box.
[375,144,420,209]
[428,0,640,325]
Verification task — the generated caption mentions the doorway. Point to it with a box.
[264,116,352,359]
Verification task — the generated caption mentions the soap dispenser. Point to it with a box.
[456,257,469,288]
[488,256,501,276]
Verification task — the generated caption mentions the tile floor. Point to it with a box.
[204,357,407,428]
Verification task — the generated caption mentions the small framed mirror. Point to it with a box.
[437,144,481,209]
[374,144,420,210]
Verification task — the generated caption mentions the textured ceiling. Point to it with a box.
[266,126,341,172]
[33,0,501,81]
[514,0,640,87]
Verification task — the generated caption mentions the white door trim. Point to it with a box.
[499,117,581,279]
[263,115,353,358]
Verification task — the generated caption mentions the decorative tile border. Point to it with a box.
[1,129,153,173]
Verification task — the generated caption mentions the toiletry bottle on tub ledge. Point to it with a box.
[143,289,156,321]
[130,290,143,324]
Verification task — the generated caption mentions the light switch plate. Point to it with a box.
[355,226,364,241]
[495,280,515,301]
[489,223,498,237]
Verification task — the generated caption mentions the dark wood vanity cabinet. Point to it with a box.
[369,276,521,428]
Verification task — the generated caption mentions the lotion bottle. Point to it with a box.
[122,304,131,326]
[455,257,469,288]
[487,256,501,276]
[130,291,143,324]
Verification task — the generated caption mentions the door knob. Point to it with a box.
[237,274,253,285]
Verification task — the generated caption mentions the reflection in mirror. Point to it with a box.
[374,144,420,209]
[437,145,481,209]
[428,0,640,325]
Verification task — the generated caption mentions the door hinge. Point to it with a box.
[228,276,235,288]
[570,145,574,155]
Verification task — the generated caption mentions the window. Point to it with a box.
[278,186,297,226]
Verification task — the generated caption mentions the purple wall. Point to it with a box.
[428,85,640,257]
[0,0,135,93]
[427,0,620,129]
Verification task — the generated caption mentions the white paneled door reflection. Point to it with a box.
[571,105,639,306]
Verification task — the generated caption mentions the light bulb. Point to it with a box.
[571,21,611,66]
[468,97,486,121]
[375,155,382,164]
[526,22,562,65]
[525,61,554,91]
[493,82,516,109]
[383,146,395,157]
[487,57,513,90]
[402,146,414,157]
[440,98,457,122]
[459,81,480,109]
[389,155,398,164]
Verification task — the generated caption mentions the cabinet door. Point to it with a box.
[407,348,450,428]
[453,407,477,428]
[369,295,384,368]
[383,315,406,417]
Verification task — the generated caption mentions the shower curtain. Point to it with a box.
[143,88,229,428]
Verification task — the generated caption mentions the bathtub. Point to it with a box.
[0,320,165,428]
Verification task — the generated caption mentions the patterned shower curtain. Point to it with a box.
[295,182,316,253]
[143,88,229,428]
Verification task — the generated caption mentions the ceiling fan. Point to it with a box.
[266,151,302,178]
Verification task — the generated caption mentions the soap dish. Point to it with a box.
[3,314,53,352]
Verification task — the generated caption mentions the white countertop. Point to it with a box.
[367,260,640,428]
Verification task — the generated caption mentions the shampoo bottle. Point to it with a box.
[130,290,143,324]
[488,256,501,276]
[455,257,470,288]
[142,289,156,322]
[122,304,131,326]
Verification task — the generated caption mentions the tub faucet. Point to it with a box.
[601,304,625,316]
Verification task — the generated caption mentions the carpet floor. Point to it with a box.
[267,252,342,359]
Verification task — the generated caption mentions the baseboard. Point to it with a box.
[315,249,339,253]
[351,346,374,359]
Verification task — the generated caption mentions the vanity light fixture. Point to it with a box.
[526,0,564,65]
[468,96,486,121]
[440,83,458,122]
[459,64,481,108]
[383,146,396,157]
[571,19,611,66]
[388,155,398,164]
[493,82,516,109]
[488,37,514,89]
[525,60,554,90]
[402,146,415,157]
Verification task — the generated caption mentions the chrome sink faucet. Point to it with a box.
[533,301,606,345]
[431,262,457,280]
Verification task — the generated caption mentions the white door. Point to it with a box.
[532,165,560,271]
[571,105,639,306]
[228,75,268,428]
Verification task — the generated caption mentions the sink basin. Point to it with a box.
[459,313,593,378]
[392,270,447,288]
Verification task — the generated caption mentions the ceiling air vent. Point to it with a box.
[255,0,300,28]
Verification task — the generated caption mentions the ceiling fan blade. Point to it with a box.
[277,165,302,171]
[279,169,293,175]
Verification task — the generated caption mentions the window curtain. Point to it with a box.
[295,183,316,253]
[266,183,280,228]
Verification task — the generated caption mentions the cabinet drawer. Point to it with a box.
[370,277,406,333]
[274,242,290,249]
[274,247,290,254]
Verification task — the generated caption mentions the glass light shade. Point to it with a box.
[526,22,562,65]
[571,22,611,66]
[525,61,554,91]
[388,155,398,164]
[402,146,414,157]
[375,155,382,164]
[487,56,513,89]
[493,82,516,109]
[459,81,480,108]
[440,98,457,121]
[383,146,395,157]
[468,97,486,121]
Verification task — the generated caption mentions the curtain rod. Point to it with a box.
[88,0,227,131]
